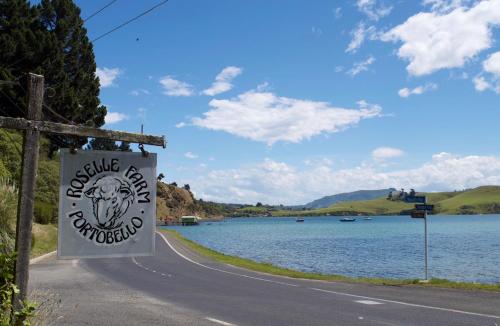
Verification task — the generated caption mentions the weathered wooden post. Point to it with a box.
[13,73,44,308]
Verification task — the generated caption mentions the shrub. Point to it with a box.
[0,182,17,254]
[0,250,36,325]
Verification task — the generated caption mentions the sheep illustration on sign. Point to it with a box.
[58,150,156,259]
[85,176,134,230]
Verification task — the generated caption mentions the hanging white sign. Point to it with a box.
[58,149,156,259]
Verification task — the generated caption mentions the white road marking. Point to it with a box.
[71,259,78,267]
[310,288,500,320]
[158,231,500,321]
[356,300,383,305]
[157,231,298,287]
[205,317,236,325]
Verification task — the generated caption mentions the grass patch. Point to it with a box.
[31,223,57,258]
[161,229,500,292]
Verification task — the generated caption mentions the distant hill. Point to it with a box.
[304,188,396,209]
[272,186,500,216]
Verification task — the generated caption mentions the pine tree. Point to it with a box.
[85,138,118,151]
[0,0,106,152]
[39,0,106,152]
[118,141,132,152]
[0,0,48,117]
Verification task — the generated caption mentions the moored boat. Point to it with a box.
[340,217,356,222]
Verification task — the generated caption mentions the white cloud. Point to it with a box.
[422,0,474,13]
[96,67,121,88]
[398,83,438,97]
[473,76,491,91]
[483,51,500,76]
[175,122,186,128]
[356,0,393,20]
[191,91,382,145]
[347,56,375,76]
[381,0,500,76]
[138,107,147,121]
[189,153,500,205]
[105,112,128,124]
[184,152,198,159]
[256,81,271,92]
[334,7,342,19]
[346,23,376,54]
[159,76,195,97]
[372,147,404,161]
[130,89,150,96]
[311,26,323,37]
[202,66,243,96]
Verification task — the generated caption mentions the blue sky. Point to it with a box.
[79,0,500,205]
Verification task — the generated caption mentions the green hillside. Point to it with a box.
[270,187,500,216]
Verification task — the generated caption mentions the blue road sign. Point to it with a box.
[404,196,426,203]
[415,204,434,211]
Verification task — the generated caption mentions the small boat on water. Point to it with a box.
[363,217,372,221]
[340,217,356,222]
[296,218,305,222]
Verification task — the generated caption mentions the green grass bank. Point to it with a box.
[161,229,500,292]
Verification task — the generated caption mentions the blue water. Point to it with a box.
[163,215,500,284]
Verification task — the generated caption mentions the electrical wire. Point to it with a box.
[91,0,169,43]
[84,0,119,22]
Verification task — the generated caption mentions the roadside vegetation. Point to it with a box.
[162,229,500,292]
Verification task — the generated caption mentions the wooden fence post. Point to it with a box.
[13,73,44,309]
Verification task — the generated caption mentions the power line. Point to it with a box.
[91,0,169,43]
[84,0,119,22]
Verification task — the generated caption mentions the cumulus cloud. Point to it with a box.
[356,0,393,20]
[105,112,128,124]
[96,67,121,88]
[473,76,491,91]
[184,152,198,159]
[191,91,382,145]
[372,147,405,161]
[189,153,500,205]
[381,0,500,76]
[347,56,375,76]
[346,23,376,53]
[483,51,500,76]
[159,76,195,97]
[398,83,438,97]
[202,66,243,96]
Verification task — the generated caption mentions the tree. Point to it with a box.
[183,184,190,191]
[170,182,177,187]
[256,202,263,207]
[157,173,164,181]
[118,141,132,152]
[85,138,118,151]
[0,0,106,153]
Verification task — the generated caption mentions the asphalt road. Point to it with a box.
[32,230,500,326]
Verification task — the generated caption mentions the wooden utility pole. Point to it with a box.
[0,73,166,312]
[13,73,44,308]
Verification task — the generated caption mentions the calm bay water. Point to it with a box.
[164,215,500,283]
